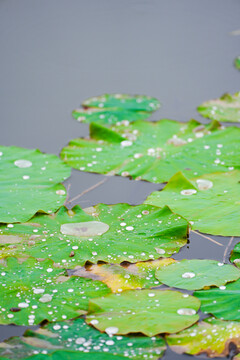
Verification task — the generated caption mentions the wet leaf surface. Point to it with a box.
[0,204,188,268]
[0,318,166,360]
[0,257,109,326]
[86,289,200,336]
[73,93,160,125]
[145,170,240,236]
[61,119,240,183]
[72,258,175,292]
[166,317,240,357]
[155,259,240,290]
[197,92,240,123]
[0,146,71,223]
[194,278,240,321]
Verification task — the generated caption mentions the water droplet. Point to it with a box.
[182,272,195,279]
[121,140,132,147]
[180,189,197,196]
[196,179,213,191]
[148,293,155,297]
[56,189,66,195]
[75,337,86,344]
[18,302,29,308]
[23,175,30,180]
[105,327,119,336]
[177,308,196,315]
[14,160,32,168]
[126,226,134,231]
[219,286,226,290]
[90,319,99,325]
[60,221,109,237]
[39,294,52,303]
[33,289,44,294]
[53,324,61,330]
[155,248,165,255]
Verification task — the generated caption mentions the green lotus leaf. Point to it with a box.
[72,258,176,292]
[72,108,151,125]
[0,257,110,326]
[0,204,188,268]
[86,289,200,336]
[235,56,240,70]
[166,317,240,357]
[0,146,71,223]
[197,92,240,123]
[194,278,240,320]
[145,170,240,236]
[82,94,160,112]
[155,259,240,290]
[60,119,240,183]
[0,318,166,360]
[10,351,126,360]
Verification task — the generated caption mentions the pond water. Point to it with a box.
[0,0,239,358]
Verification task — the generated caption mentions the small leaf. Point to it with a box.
[0,146,71,223]
[166,317,240,357]
[0,318,166,360]
[73,93,160,125]
[0,257,109,325]
[0,204,188,267]
[86,289,200,336]
[155,259,240,290]
[145,171,240,236]
[61,119,240,183]
[82,94,160,112]
[235,56,240,70]
[197,91,240,123]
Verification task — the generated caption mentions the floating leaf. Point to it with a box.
[61,119,240,183]
[86,289,200,336]
[194,278,240,320]
[235,56,240,70]
[166,317,240,357]
[197,92,240,123]
[0,204,188,268]
[82,94,160,112]
[73,258,175,292]
[73,108,151,125]
[73,93,160,125]
[145,171,240,236]
[0,257,109,326]
[11,351,127,360]
[0,146,71,223]
[0,318,166,360]
[155,259,240,290]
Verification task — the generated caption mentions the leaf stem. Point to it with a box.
[67,177,109,204]
[223,236,234,263]
[191,230,223,246]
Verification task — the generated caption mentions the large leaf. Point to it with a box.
[72,258,175,292]
[0,318,166,360]
[155,259,240,290]
[197,92,240,123]
[0,204,188,268]
[0,146,71,223]
[73,93,160,125]
[61,119,240,183]
[145,170,240,236]
[194,278,240,321]
[166,317,240,357]
[86,289,200,336]
[0,257,109,326]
